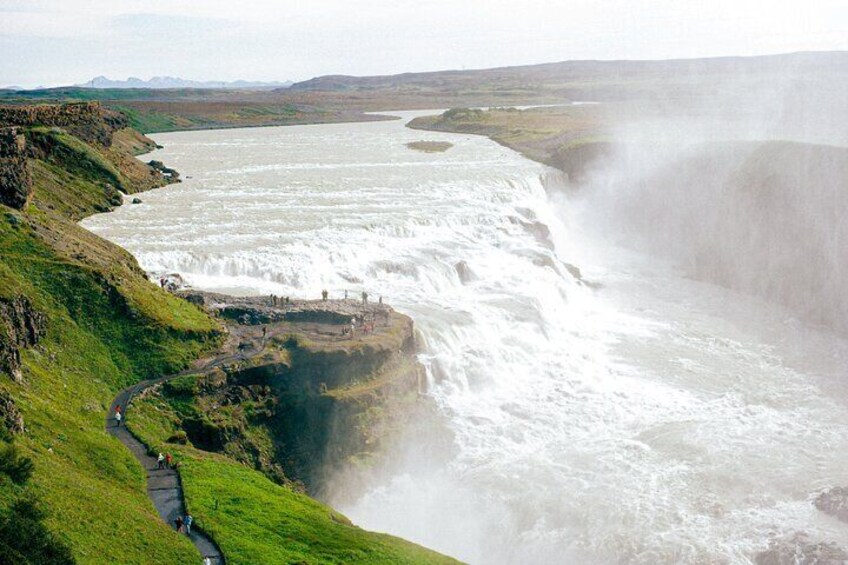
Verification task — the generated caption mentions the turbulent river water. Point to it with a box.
[83,112,848,564]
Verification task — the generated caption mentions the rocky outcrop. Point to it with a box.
[148,160,180,182]
[0,295,46,382]
[756,533,848,564]
[549,140,614,184]
[152,295,425,493]
[0,127,32,210]
[0,101,126,147]
[815,487,848,523]
[0,390,24,437]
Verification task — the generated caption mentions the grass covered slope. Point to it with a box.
[129,389,459,565]
[0,216,216,564]
[0,105,222,562]
[407,106,610,171]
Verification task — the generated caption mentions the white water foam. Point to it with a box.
[83,113,848,564]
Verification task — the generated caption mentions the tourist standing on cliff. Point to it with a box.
[362,291,368,305]
[322,289,328,301]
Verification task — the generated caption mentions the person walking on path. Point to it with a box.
[262,326,267,340]
[157,453,165,470]
[165,452,173,469]
[184,514,193,535]
[114,410,122,426]
[174,516,184,533]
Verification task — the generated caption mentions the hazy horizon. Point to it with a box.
[2,0,847,88]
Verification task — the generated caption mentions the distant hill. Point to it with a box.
[78,75,293,90]
[288,50,848,93]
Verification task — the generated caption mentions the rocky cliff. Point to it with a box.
[0,127,32,209]
[0,101,127,147]
[0,295,46,383]
[581,140,848,334]
[140,294,425,494]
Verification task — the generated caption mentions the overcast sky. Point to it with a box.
[2,0,847,87]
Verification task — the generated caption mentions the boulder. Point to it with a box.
[756,533,848,565]
[815,487,848,522]
[132,197,142,204]
[454,260,475,284]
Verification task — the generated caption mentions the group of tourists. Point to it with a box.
[269,294,290,306]
[157,452,178,470]
[174,513,193,535]
[342,309,388,338]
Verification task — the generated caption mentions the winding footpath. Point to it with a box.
[104,332,259,565]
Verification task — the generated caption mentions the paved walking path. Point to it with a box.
[104,335,253,565]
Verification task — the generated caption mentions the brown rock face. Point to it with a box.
[0,127,32,210]
[0,295,46,382]
[0,390,24,436]
[0,101,126,147]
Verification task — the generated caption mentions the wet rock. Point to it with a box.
[815,487,848,523]
[148,159,180,182]
[0,295,46,382]
[515,218,554,250]
[155,273,186,292]
[0,390,24,437]
[563,262,582,280]
[454,260,475,284]
[131,197,142,204]
[756,533,848,565]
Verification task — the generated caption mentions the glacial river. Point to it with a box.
[83,113,848,564]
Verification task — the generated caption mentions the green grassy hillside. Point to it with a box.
[129,389,458,565]
[0,110,222,563]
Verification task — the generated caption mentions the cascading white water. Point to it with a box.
[82,113,848,564]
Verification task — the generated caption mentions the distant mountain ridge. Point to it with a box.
[288,50,848,92]
[78,75,293,90]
